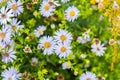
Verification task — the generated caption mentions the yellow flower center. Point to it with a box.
[66,63,70,68]
[0,32,5,39]
[86,78,91,80]
[43,4,50,11]
[70,10,75,17]
[44,42,51,48]
[38,29,43,34]
[0,45,2,49]
[60,35,66,41]
[60,46,66,53]
[11,4,18,10]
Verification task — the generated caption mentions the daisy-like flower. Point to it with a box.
[54,29,72,43]
[0,7,13,25]
[77,30,91,44]
[39,36,56,55]
[1,67,21,80]
[79,71,97,80]
[5,40,15,49]
[91,41,106,56]
[31,57,38,66]
[65,6,79,22]
[40,0,55,17]
[7,0,24,16]
[61,0,70,3]
[2,48,16,63]
[34,25,46,37]
[10,18,24,33]
[112,1,119,10]
[55,43,72,58]
[23,45,32,53]
[0,42,5,50]
[62,62,71,70]
[0,25,12,44]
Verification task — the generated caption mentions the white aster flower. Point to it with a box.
[79,71,97,80]
[2,48,16,63]
[34,25,46,37]
[1,67,21,80]
[0,25,12,44]
[54,29,72,43]
[40,0,55,17]
[91,42,106,56]
[7,0,24,16]
[31,57,38,66]
[55,43,72,58]
[78,30,91,44]
[0,7,13,25]
[23,45,32,53]
[0,42,5,50]
[5,40,15,49]
[61,0,70,3]
[10,18,24,33]
[65,6,79,22]
[112,1,119,10]
[39,36,56,55]
[62,62,71,70]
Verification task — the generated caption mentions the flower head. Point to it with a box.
[55,43,72,58]
[1,67,21,80]
[40,0,55,17]
[79,71,97,80]
[2,48,16,63]
[7,0,24,16]
[39,36,56,55]
[34,25,46,37]
[65,6,79,22]
[0,7,13,25]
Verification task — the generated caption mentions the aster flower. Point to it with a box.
[1,67,21,80]
[65,6,79,22]
[0,25,12,44]
[55,42,72,58]
[0,7,13,25]
[54,29,72,44]
[79,71,97,80]
[91,41,106,56]
[62,62,71,69]
[31,57,38,66]
[2,48,16,63]
[39,36,56,55]
[34,25,46,37]
[40,0,55,17]
[7,0,24,16]
[10,18,24,33]
[77,30,91,44]
[23,45,32,53]
[5,40,15,49]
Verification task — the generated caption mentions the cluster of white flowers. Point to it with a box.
[38,29,72,58]
[40,0,79,22]
[0,0,24,79]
